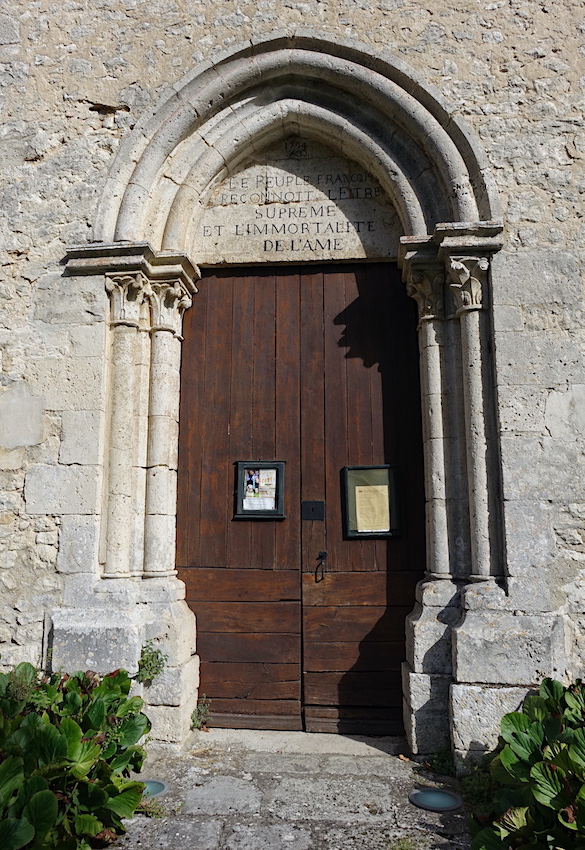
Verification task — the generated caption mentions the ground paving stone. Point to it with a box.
[119,729,471,850]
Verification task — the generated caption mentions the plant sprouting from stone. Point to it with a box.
[191,693,212,730]
[135,639,168,686]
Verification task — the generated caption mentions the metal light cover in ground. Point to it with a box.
[142,780,169,798]
[408,787,463,812]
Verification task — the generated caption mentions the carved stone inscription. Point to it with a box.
[197,139,401,264]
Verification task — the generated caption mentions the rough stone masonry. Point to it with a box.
[0,0,584,764]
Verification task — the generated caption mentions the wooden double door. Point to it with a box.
[177,263,424,733]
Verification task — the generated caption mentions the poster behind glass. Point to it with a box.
[344,465,399,538]
[234,461,285,519]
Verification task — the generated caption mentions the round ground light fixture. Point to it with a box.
[142,780,169,798]
[408,787,463,812]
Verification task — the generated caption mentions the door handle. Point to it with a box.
[315,551,328,583]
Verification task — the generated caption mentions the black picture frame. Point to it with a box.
[234,461,286,520]
[343,465,399,538]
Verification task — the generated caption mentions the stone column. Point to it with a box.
[143,280,193,577]
[447,255,492,581]
[406,264,449,580]
[104,272,151,577]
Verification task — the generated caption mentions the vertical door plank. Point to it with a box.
[226,271,255,568]
[249,270,277,570]
[275,268,302,573]
[300,267,327,582]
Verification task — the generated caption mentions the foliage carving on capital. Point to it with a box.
[105,272,152,327]
[447,256,489,315]
[405,267,445,323]
[148,280,193,337]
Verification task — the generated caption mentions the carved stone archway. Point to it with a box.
[62,33,504,752]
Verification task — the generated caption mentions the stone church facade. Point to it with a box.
[1,1,584,764]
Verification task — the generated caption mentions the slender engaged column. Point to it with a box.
[143,280,194,577]
[447,256,492,580]
[104,272,151,576]
[406,265,450,579]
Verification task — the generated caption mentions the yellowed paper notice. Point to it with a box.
[355,484,390,532]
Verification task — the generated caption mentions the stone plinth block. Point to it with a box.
[145,697,197,744]
[145,655,199,706]
[453,609,565,685]
[143,600,196,666]
[450,684,528,753]
[406,602,462,674]
[49,608,143,675]
[402,665,451,754]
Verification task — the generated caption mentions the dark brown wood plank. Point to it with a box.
[201,677,300,701]
[305,705,403,735]
[194,602,300,634]
[304,671,402,706]
[304,606,410,643]
[275,268,301,571]
[183,568,299,602]
[196,632,300,664]
[198,274,232,567]
[302,571,419,607]
[323,266,349,573]
[209,698,301,716]
[226,270,255,567]
[300,267,327,584]
[211,713,303,731]
[249,271,278,570]
[303,640,404,672]
[201,662,300,685]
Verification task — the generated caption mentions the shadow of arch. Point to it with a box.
[329,264,425,736]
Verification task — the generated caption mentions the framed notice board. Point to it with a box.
[343,465,399,538]
[234,461,285,520]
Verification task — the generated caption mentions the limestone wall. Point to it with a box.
[1,0,584,751]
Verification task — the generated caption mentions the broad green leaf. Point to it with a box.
[0,817,35,850]
[104,783,144,818]
[108,747,135,774]
[28,723,68,767]
[73,813,103,837]
[76,781,108,812]
[543,714,563,743]
[500,711,532,744]
[62,691,82,715]
[540,678,564,705]
[68,741,102,779]
[471,825,509,850]
[12,663,37,685]
[523,695,549,724]
[22,789,58,840]
[86,698,106,731]
[507,724,544,764]
[14,776,49,813]
[530,762,570,809]
[115,696,144,718]
[59,717,82,758]
[118,713,150,747]
[497,805,529,836]
[0,756,24,807]
[500,745,531,782]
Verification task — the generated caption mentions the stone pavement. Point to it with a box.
[119,729,471,850]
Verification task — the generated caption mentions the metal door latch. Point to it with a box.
[315,551,328,583]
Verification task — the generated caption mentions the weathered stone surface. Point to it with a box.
[49,608,143,674]
[56,515,100,574]
[0,383,44,449]
[25,464,101,515]
[145,655,199,707]
[450,684,528,752]
[183,776,262,815]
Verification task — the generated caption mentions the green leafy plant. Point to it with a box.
[190,694,211,730]
[472,677,585,849]
[135,640,168,686]
[0,663,150,849]
[423,747,456,777]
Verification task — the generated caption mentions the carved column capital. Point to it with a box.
[405,265,445,323]
[148,279,194,337]
[446,255,489,316]
[105,271,152,327]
